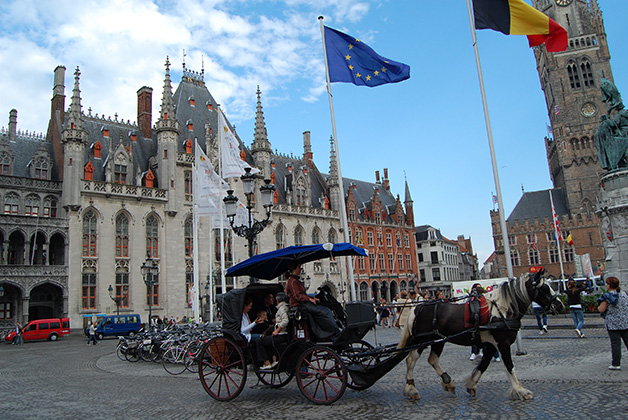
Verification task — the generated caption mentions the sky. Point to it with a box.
[1,0,627,268]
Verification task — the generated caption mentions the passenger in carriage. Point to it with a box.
[253,292,277,335]
[257,292,290,370]
[241,297,265,344]
[285,263,340,340]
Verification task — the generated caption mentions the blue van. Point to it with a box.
[95,314,141,340]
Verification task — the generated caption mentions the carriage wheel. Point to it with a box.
[342,340,379,391]
[296,346,347,405]
[198,337,247,401]
[254,363,294,388]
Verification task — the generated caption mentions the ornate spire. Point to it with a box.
[404,173,413,204]
[155,57,179,133]
[252,86,271,152]
[328,135,338,185]
[63,66,87,143]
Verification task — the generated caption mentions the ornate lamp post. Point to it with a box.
[408,274,417,294]
[223,167,276,276]
[141,257,159,330]
[108,284,128,316]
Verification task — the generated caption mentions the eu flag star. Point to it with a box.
[323,25,410,87]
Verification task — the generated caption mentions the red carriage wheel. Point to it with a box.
[296,346,347,405]
[198,337,247,401]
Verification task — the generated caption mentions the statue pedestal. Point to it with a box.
[598,169,628,284]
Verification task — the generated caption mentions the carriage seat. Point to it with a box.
[463,296,489,329]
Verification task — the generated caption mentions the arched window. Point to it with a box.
[275,224,285,249]
[82,210,97,257]
[25,195,39,216]
[567,62,580,89]
[115,214,129,257]
[184,171,192,196]
[4,192,19,214]
[510,248,520,267]
[528,246,540,265]
[184,218,193,258]
[359,282,369,301]
[43,197,57,218]
[328,228,337,244]
[581,59,594,87]
[146,215,158,258]
[312,227,321,244]
[548,243,560,264]
[294,226,304,246]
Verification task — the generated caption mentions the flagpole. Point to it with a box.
[319,16,357,302]
[208,218,214,323]
[549,190,565,279]
[465,0,513,279]
[217,108,228,294]
[192,140,201,322]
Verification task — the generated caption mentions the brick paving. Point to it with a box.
[0,314,626,419]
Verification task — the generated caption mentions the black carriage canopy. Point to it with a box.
[226,243,368,280]
[218,283,285,335]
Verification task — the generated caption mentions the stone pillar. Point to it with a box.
[597,169,628,287]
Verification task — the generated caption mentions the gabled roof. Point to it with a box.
[507,188,568,225]
[415,225,443,241]
[333,176,398,222]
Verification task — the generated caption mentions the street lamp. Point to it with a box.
[0,285,4,297]
[223,167,276,278]
[108,284,128,315]
[141,257,159,330]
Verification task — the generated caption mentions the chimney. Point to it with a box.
[383,168,390,191]
[47,65,66,180]
[303,131,313,165]
[8,109,17,141]
[375,170,380,184]
[137,86,153,139]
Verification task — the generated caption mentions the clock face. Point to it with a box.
[555,0,573,6]
[581,102,598,118]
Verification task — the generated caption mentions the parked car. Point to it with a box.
[95,314,141,340]
[4,318,70,343]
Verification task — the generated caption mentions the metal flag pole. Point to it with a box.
[319,16,357,302]
[465,0,524,354]
[217,108,228,294]
[192,139,201,322]
[549,190,565,279]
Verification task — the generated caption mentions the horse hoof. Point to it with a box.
[466,388,476,397]
[410,393,421,401]
[523,393,533,400]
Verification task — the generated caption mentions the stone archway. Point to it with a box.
[29,283,64,320]
[0,282,24,328]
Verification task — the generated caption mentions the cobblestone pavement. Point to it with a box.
[0,314,626,420]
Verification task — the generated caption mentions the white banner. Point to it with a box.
[195,143,228,216]
[219,109,260,178]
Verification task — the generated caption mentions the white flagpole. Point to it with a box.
[217,109,227,294]
[192,140,201,322]
[465,0,513,279]
[319,16,357,302]
[465,1,524,355]
[208,218,214,322]
[549,190,565,279]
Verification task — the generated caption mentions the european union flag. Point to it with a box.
[324,26,410,87]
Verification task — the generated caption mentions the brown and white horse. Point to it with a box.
[398,271,562,401]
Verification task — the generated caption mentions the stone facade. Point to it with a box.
[0,60,416,328]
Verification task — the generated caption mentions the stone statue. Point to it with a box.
[594,77,628,171]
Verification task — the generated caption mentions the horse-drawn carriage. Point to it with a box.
[197,243,563,404]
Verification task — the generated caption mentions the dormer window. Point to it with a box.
[0,152,11,175]
[145,169,154,188]
[207,102,213,111]
[114,164,127,184]
[94,141,102,158]
[84,161,94,181]
[189,98,195,107]
[131,134,137,142]
[34,158,49,180]
[103,129,109,138]
[185,139,192,154]
[186,119,193,131]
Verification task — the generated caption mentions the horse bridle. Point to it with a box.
[530,277,561,314]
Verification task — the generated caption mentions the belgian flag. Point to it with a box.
[473,0,568,52]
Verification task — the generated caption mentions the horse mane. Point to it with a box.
[484,275,532,318]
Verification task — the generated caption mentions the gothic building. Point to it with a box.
[0,59,416,328]
[491,0,609,278]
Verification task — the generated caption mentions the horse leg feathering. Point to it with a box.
[427,344,456,394]
[403,349,421,400]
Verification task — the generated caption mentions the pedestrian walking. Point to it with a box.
[14,321,23,345]
[533,301,549,334]
[597,276,628,370]
[566,279,588,338]
[395,291,411,329]
[87,321,98,345]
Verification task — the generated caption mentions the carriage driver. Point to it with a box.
[285,263,341,340]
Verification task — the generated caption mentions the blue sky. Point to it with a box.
[1,0,627,267]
